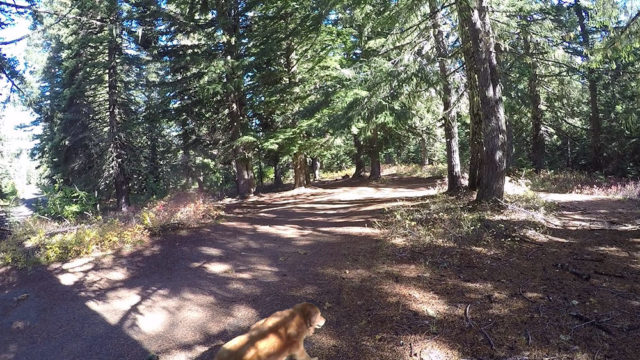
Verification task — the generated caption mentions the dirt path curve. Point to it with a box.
[1,177,440,360]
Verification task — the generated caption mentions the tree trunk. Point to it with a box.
[353,134,366,178]
[574,0,602,172]
[273,159,284,187]
[257,158,264,188]
[368,128,382,180]
[429,0,462,193]
[522,26,545,172]
[218,0,255,197]
[369,151,381,180]
[234,158,254,198]
[293,152,309,188]
[311,157,320,181]
[457,0,483,190]
[107,1,130,211]
[460,0,507,202]
[506,118,514,171]
[147,118,161,191]
[304,158,311,186]
[420,136,429,167]
[293,152,307,188]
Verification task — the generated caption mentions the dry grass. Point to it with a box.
[0,191,223,268]
[516,170,640,199]
[377,190,640,359]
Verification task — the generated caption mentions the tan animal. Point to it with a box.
[213,302,326,360]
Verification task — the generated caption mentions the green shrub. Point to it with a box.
[0,180,18,204]
[37,183,98,221]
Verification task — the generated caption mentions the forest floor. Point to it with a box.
[1,174,639,360]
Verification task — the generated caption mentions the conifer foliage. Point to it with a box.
[1,0,636,207]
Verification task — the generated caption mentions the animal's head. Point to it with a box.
[295,302,326,335]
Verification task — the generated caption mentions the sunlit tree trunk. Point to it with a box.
[311,157,320,181]
[420,136,429,167]
[293,152,307,188]
[353,134,366,178]
[429,0,462,192]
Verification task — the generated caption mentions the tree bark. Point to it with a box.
[420,136,429,167]
[457,0,483,190]
[522,25,545,172]
[368,128,382,180]
[506,118,514,171]
[107,0,130,211]
[574,0,603,171]
[293,152,307,188]
[429,0,462,193]
[234,158,254,198]
[311,157,320,181]
[460,0,507,202]
[353,134,366,178]
[273,155,284,187]
[218,0,255,197]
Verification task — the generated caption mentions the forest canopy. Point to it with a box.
[1,0,639,209]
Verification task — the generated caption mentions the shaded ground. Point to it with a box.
[1,176,638,360]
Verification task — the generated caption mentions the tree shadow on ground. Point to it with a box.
[0,176,438,359]
[369,193,640,359]
[2,177,637,359]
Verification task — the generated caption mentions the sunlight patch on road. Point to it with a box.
[196,262,233,274]
[61,257,94,271]
[136,308,169,335]
[56,272,81,286]
[85,289,143,325]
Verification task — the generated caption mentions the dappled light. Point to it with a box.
[2,175,639,359]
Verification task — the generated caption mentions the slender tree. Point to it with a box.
[457,0,483,190]
[429,0,462,192]
[573,0,602,172]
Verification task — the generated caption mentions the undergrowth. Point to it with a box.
[516,170,640,199]
[320,164,448,181]
[0,191,223,268]
[381,191,551,252]
[384,164,448,179]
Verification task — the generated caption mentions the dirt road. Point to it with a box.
[0,177,438,360]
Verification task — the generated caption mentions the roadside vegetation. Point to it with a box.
[0,191,222,268]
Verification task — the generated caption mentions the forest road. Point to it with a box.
[0,176,440,360]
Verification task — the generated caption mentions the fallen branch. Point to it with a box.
[519,286,537,303]
[569,312,613,335]
[497,199,561,226]
[594,270,625,279]
[464,304,496,350]
[573,256,604,263]
[44,225,85,237]
[555,263,591,281]
[525,328,532,345]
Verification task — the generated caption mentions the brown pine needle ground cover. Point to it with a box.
[1,175,638,360]
[376,186,640,359]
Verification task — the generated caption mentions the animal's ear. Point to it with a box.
[300,303,316,328]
